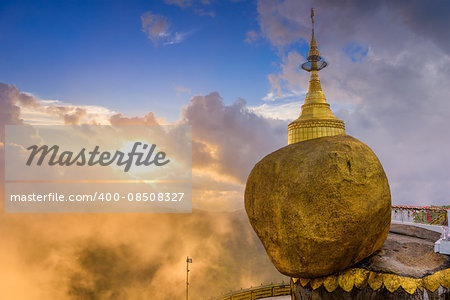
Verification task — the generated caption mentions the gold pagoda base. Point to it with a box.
[288,119,345,144]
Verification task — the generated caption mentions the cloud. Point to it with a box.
[67,240,161,299]
[0,86,290,297]
[256,0,307,47]
[245,30,258,43]
[0,83,116,126]
[194,8,215,17]
[165,0,215,18]
[261,50,307,102]
[46,106,87,125]
[24,101,114,126]
[1,83,285,210]
[176,86,192,96]
[181,92,287,184]
[0,83,29,127]
[0,207,286,299]
[109,112,160,125]
[164,0,193,8]
[249,101,302,120]
[141,12,170,41]
[165,0,214,8]
[140,11,191,45]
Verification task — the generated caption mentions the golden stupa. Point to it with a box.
[245,8,391,278]
[288,8,345,144]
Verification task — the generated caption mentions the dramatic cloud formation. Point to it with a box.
[181,92,286,184]
[0,86,288,299]
[0,84,285,212]
[254,0,450,207]
[179,92,287,211]
[0,210,286,299]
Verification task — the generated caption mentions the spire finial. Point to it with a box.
[302,8,326,72]
[287,8,345,144]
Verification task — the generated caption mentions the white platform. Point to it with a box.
[391,220,445,233]
[434,239,450,255]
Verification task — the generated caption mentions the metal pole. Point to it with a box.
[186,256,191,300]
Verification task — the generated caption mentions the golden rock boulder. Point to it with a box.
[245,135,391,278]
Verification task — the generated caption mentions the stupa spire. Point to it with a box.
[287,8,345,144]
[308,8,320,61]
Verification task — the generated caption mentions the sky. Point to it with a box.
[1,0,449,208]
[0,0,281,119]
[0,0,450,299]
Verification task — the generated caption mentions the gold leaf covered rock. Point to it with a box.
[244,135,391,278]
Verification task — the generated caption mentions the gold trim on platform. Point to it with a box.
[292,268,450,294]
